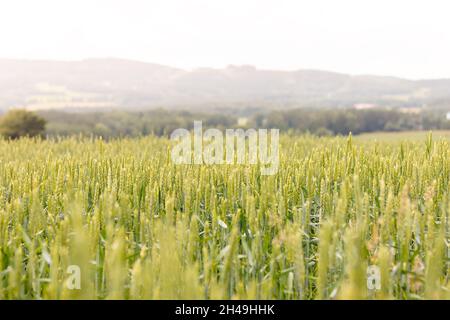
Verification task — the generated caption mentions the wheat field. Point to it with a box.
[0,134,448,300]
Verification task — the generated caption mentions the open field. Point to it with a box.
[0,134,448,299]
[356,130,450,142]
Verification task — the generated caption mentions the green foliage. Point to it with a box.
[0,109,46,139]
[37,108,450,139]
[262,108,426,135]
[0,135,448,299]
[39,109,238,138]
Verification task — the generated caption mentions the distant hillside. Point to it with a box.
[0,58,449,112]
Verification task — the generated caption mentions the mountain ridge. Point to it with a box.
[0,58,449,111]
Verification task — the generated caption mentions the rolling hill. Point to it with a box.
[0,58,449,112]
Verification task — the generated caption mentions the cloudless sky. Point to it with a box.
[0,0,449,79]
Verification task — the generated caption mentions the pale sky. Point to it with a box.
[0,0,449,79]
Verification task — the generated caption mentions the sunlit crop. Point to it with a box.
[0,134,448,299]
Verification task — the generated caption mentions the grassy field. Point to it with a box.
[0,134,448,299]
[356,130,450,142]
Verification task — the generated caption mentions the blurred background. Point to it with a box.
[0,0,449,138]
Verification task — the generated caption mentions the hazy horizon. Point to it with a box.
[1,56,450,81]
[1,0,450,80]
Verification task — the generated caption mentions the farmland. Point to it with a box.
[0,133,448,299]
[356,130,450,142]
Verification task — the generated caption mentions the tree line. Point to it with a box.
[0,108,450,139]
[259,108,450,136]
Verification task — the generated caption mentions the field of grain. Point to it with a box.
[0,134,448,299]
[356,130,450,142]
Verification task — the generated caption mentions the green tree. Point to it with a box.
[0,109,46,139]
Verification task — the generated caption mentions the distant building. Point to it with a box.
[353,103,377,110]
[237,117,248,126]
[399,107,422,114]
